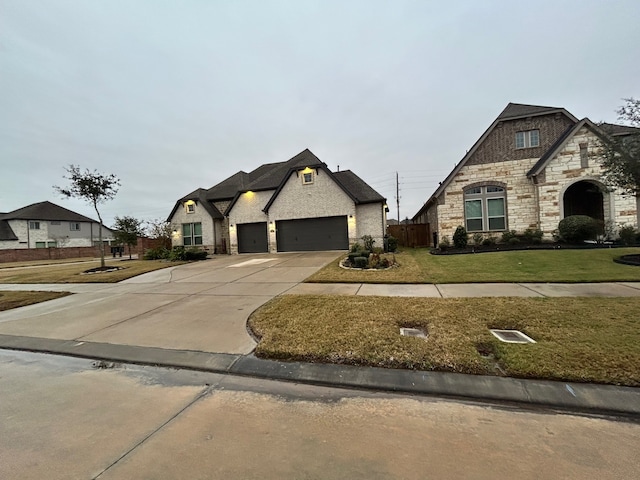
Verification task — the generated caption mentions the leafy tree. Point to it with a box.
[146,218,173,248]
[599,98,640,196]
[113,216,144,259]
[54,165,120,268]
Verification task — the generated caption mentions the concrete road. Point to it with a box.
[1,350,638,480]
[0,252,340,355]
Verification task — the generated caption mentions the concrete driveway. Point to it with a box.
[0,252,340,355]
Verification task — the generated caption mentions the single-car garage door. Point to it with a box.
[276,216,348,252]
[237,222,268,253]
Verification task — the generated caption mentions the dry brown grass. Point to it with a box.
[0,291,72,311]
[248,295,640,386]
[0,259,185,283]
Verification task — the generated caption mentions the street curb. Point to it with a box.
[1,334,638,420]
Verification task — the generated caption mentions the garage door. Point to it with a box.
[237,222,268,253]
[276,216,348,252]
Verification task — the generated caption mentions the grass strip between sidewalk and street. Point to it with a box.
[0,291,72,311]
[0,259,186,284]
[248,295,640,387]
[305,247,640,284]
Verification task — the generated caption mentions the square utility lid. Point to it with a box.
[490,329,536,344]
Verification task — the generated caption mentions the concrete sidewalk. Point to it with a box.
[1,254,639,419]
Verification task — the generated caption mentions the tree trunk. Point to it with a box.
[93,202,105,268]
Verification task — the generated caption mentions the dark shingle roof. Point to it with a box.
[497,103,566,120]
[2,201,97,223]
[0,220,18,241]
[333,170,386,204]
[598,122,640,136]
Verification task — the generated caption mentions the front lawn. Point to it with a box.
[0,259,187,284]
[0,291,72,311]
[248,295,640,386]
[305,247,640,284]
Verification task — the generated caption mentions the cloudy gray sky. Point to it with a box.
[1,0,639,227]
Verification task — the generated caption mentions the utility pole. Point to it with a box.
[395,171,400,224]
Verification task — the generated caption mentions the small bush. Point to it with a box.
[185,248,208,261]
[558,215,599,244]
[508,237,520,245]
[453,225,468,248]
[361,235,375,252]
[439,235,451,250]
[482,235,497,246]
[386,235,398,253]
[354,256,368,268]
[618,225,637,246]
[522,228,543,244]
[472,232,483,245]
[143,247,170,260]
[500,230,517,243]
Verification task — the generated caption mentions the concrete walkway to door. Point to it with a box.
[0,252,341,355]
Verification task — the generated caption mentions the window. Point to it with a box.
[579,142,589,168]
[35,242,46,248]
[29,221,40,230]
[515,129,540,149]
[302,171,314,184]
[186,202,195,213]
[70,222,81,231]
[182,222,203,246]
[464,186,506,232]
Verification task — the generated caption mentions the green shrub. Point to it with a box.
[361,235,375,252]
[143,247,170,260]
[185,248,208,261]
[453,225,468,248]
[354,256,368,268]
[558,215,599,244]
[168,246,186,261]
[482,235,497,246]
[522,228,543,244]
[439,235,451,250]
[500,230,517,243]
[508,237,520,245]
[386,235,398,253]
[472,232,483,245]
[618,225,637,246]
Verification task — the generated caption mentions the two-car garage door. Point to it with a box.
[236,216,349,253]
[276,216,348,252]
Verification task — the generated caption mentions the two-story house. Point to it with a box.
[413,103,639,243]
[0,201,114,249]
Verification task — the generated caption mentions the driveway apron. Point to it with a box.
[0,252,341,355]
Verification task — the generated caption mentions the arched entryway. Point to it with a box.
[563,180,605,231]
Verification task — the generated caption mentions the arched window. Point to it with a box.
[464,185,506,232]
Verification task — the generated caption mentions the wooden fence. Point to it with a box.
[387,224,432,248]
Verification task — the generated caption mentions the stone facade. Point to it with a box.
[170,200,220,253]
[427,122,638,242]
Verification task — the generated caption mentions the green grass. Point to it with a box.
[305,247,640,284]
[0,259,186,283]
[0,291,72,311]
[248,295,640,386]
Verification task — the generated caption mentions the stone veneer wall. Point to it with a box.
[169,200,216,252]
[433,125,638,241]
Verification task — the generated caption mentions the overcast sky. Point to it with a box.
[1,0,639,227]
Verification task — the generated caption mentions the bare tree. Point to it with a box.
[54,165,120,268]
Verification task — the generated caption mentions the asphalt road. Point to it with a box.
[1,350,638,480]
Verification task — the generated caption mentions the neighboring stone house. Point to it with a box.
[413,103,639,243]
[167,149,387,254]
[0,201,114,249]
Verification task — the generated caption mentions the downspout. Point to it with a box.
[27,221,30,249]
[213,218,217,254]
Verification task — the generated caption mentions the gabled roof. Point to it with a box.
[170,149,385,221]
[496,103,574,121]
[0,220,18,241]
[412,103,578,220]
[333,170,386,204]
[0,201,98,223]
